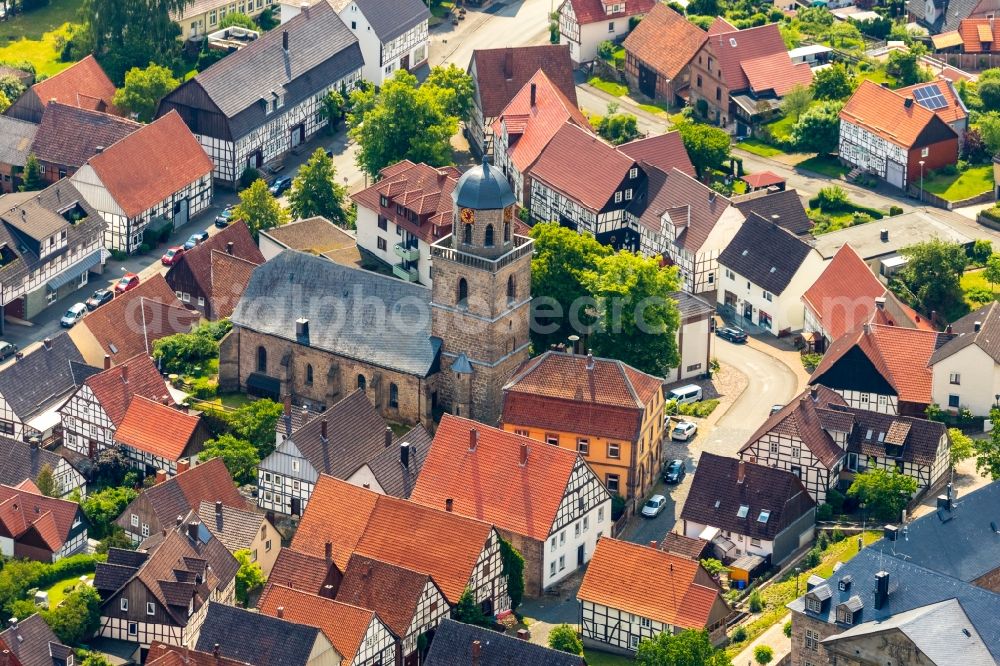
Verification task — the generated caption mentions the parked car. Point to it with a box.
[60,303,87,328]
[85,289,114,310]
[183,231,210,251]
[663,460,686,484]
[214,205,236,228]
[114,273,140,295]
[161,246,185,266]
[716,326,748,343]
[671,421,698,441]
[640,494,667,518]
[0,341,18,361]
[269,176,292,196]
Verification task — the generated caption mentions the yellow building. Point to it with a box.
[172,0,275,41]
[501,350,665,503]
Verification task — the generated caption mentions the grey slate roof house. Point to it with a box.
[0,614,74,666]
[732,188,813,236]
[0,436,86,498]
[908,0,1000,33]
[195,602,341,665]
[0,116,38,194]
[357,423,432,498]
[157,0,364,184]
[0,334,98,441]
[424,619,585,666]
[219,250,441,428]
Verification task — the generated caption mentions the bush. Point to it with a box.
[971,238,993,265]
[597,40,617,61]
[548,624,583,655]
[967,286,994,305]
[138,242,151,254]
[754,644,775,665]
[827,488,846,514]
[801,547,821,568]
[189,376,218,399]
[611,494,626,520]
[783,620,793,637]
[889,205,904,216]
[197,46,228,71]
[831,528,845,542]
[817,503,833,520]
[801,353,823,372]
[817,531,829,550]
[240,166,262,189]
[811,185,850,211]
[748,588,764,613]
[731,626,748,643]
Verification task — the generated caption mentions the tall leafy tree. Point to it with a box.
[201,434,259,485]
[43,586,101,645]
[234,549,266,606]
[975,409,1000,480]
[451,588,492,627]
[847,468,918,521]
[886,49,927,86]
[36,464,58,497]
[584,251,682,377]
[948,428,975,466]
[19,153,44,192]
[791,101,842,154]
[423,63,475,119]
[227,399,284,456]
[112,62,179,122]
[233,179,290,239]
[984,253,1000,291]
[781,83,813,121]
[676,121,730,181]
[348,70,457,177]
[83,0,190,84]
[80,487,138,539]
[898,239,966,316]
[595,112,640,145]
[636,629,731,666]
[977,69,1000,111]
[288,148,350,225]
[811,63,855,101]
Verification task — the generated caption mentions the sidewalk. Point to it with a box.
[732,613,791,666]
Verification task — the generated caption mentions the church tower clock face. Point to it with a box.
[460,207,476,224]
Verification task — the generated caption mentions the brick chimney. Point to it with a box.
[737,460,745,484]
[445,498,453,512]
[384,426,392,449]
[103,354,111,370]
[177,458,190,474]
[276,606,284,619]
[520,441,528,466]
[469,428,478,452]
[472,640,482,666]
[155,469,167,485]
[649,540,657,548]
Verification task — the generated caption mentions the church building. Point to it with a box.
[219,158,532,427]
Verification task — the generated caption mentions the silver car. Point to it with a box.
[641,494,667,518]
[60,302,87,328]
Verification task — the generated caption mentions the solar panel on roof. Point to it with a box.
[912,84,948,110]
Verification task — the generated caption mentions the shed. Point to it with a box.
[728,554,766,585]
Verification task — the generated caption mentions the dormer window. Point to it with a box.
[804,585,832,614]
[380,195,388,207]
[737,504,749,518]
[838,575,852,592]
[758,510,770,524]
[836,596,862,625]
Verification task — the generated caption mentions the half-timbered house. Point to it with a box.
[578,538,730,651]
[113,396,206,476]
[622,3,706,106]
[196,602,340,665]
[0,436,86,498]
[114,458,247,544]
[557,0,655,64]
[0,335,97,442]
[94,526,238,649]
[157,1,363,186]
[681,454,816,566]
[59,353,173,461]
[411,415,612,596]
[0,482,88,561]
[0,179,107,331]
[259,583,397,666]
[293,475,512,616]
[425,619,586,665]
[344,424,432,499]
[70,112,214,253]
[0,614,75,666]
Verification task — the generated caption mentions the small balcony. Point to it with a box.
[393,242,420,262]
[393,263,419,282]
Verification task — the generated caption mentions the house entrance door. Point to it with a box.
[401,53,410,71]
[577,543,585,566]
[743,302,753,320]
[290,124,305,148]
[290,497,301,516]
[638,63,656,98]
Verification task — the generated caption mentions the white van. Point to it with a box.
[667,384,703,405]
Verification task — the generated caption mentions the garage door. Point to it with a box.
[885,160,905,189]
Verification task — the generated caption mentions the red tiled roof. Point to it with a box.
[491,69,591,173]
[741,171,786,189]
[578,538,726,629]
[740,385,849,469]
[802,245,888,341]
[617,132,695,178]
[411,415,581,541]
[31,56,119,116]
[351,161,460,244]
[81,353,171,426]
[259,584,384,664]
[114,395,201,461]
[292,476,494,603]
[740,52,813,96]
[268,548,338,595]
[565,0,655,25]
[148,643,248,666]
[958,17,999,52]
[209,251,260,320]
[471,45,577,119]
[623,3,706,80]
[337,555,438,638]
[527,122,636,212]
[840,80,945,149]
[86,111,213,218]
[708,16,737,34]
[0,484,79,551]
[32,102,141,171]
[811,324,941,405]
[895,79,969,125]
[501,351,662,442]
[703,22,796,92]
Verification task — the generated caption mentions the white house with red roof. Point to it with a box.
[352,160,460,286]
[70,111,214,253]
[558,0,655,64]
[113,396,207,476]
[0,481,88,561]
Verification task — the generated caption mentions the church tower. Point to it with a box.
[430,157,533,425]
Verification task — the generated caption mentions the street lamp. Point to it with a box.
[994,394,999,408]
[919,159,925,202]
[794,567,802,596]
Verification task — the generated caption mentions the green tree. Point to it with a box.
[0,75,25,104]
[971,238,993,265]
[219,11,256,29]
[687,0,720,16]
[898,239,967,316]
[782,83,813,121]
[152,323,224,375]
[80,654,113,666]
[826,21,862,48]
[36,464,58,497]
[0,89,10,114]
[975,408,1000,479]
[287,148,350,225]
[19,153,44,192]
[791,101,843,154]
[847,468,918,521]
[498,537,524,611]
[976,68,1000,111]
[529,222,611,351]
[636,629,731,666]
[677,121,730,181]
[754,645,774,666]
[984,253,1000,291]
[948,428,975,466]
[83,0,187,84]
[584,251,682,377]
[91,447,131,489]
[233,179,290,239]
[43,586,101,645]
[228,399,284,456]
[112,62,179,122]
[811,63,855,101]
[548,624,583,655]
[318,89,345,133]
[975,111,1000,154]
[886,49,927,86]
[80,486,138,539]
[451,588,492,627]
[596,113,640,145]
[700,558,727,576]
[423,63,475,119]
[234,549,265,606]
[201,434,260,485]
[349,70,457,177]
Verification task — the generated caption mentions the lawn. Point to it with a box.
[0,0,83,78]
[637,101,670,115]
[921,165,994,202]
[588,76,628,97]
[198,392,254,410]
[797,154,849,179]
[429,0,454,18]
[584,649,633,665]
[44,574,93,610]
[857,68,895,88]
[764,112,796,142]
[961,269,997,309]
[738,138,784,158]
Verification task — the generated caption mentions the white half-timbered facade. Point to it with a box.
[398,579,449,662]
[257,438,316,516]
[467,527,511,615]
[741,427,842,505]
[60,386,115,459]
[558,0,653,64]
